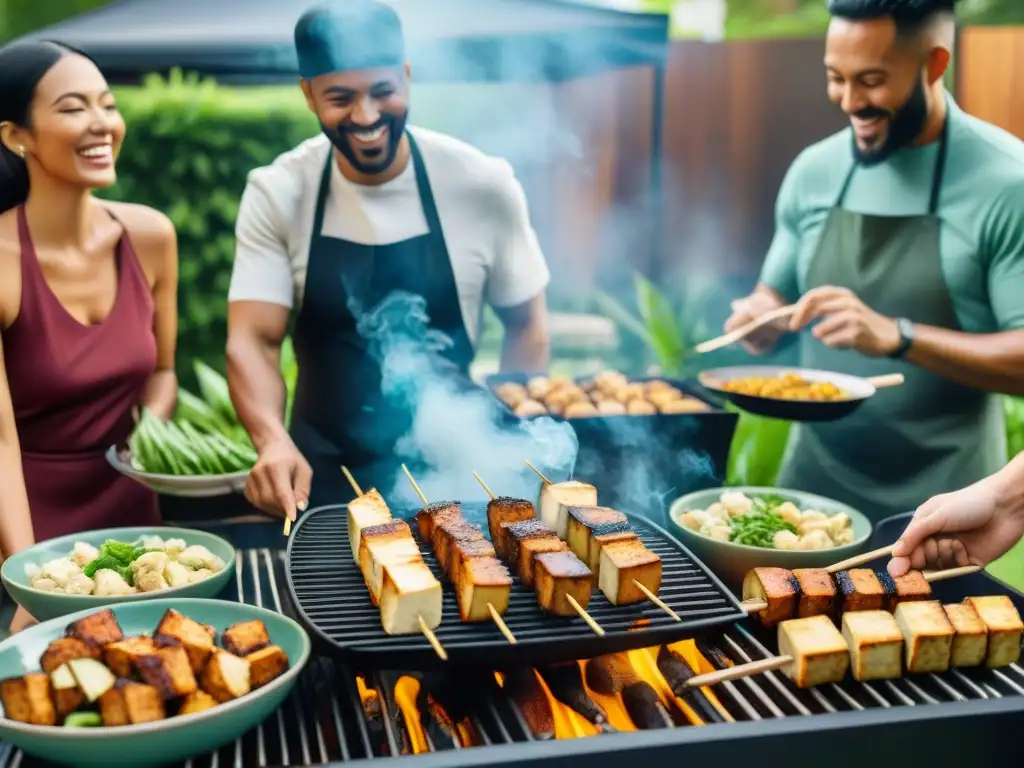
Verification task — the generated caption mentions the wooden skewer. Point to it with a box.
[405,465,516,645]
[341,465,363,496]
[524,460,552,485]
[472,470,496,500]
[741,564,984,613]
[686,655,791,688]
[825,545,894,573]
[283,498,307,536]
[693,304,797,354]
[521,462,675,622]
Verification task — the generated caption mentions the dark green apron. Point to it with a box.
[778,118,1007,521]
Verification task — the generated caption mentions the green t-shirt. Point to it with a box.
[760,96,1024,334]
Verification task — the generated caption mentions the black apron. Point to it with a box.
[779,116,1006,521]
[290,134,475,506]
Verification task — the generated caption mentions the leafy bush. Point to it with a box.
[103,72,318,389]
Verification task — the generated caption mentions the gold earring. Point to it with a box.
[18,145,25,158]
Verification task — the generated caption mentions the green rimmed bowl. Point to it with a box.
[668,486,873,590]
[0,598,310,767]
[1,527,236,622]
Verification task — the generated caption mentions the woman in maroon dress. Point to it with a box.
[0,42,179,631]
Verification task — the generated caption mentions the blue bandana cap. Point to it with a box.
[294,0,406,79]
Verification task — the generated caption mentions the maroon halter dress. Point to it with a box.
[2,206,162,543]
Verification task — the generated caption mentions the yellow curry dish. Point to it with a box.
[720,372,848,402]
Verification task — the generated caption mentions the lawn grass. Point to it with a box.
[988,538,1024,591]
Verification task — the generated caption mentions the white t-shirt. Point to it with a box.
[227,126,550,346]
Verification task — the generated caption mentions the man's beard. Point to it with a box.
[322,111,408,175]
[851,73,928,167]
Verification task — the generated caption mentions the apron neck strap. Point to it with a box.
[311,131,443,237]
[835,102,952,215]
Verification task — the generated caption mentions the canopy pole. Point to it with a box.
[648,62,666,282]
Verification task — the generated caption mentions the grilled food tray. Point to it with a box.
[285,502,747,668]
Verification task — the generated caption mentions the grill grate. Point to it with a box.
[2,536,1022,768]
[286,504,746,667]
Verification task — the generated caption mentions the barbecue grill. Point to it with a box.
[2,521,1021,768]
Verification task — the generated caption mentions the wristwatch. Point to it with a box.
[888,317,914,359]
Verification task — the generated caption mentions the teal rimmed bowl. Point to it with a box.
[0,597,310,767]
[1,527,236,622]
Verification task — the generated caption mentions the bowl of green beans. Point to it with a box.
[668,486,872,590]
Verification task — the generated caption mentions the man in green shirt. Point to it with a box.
[725,0,1024,522]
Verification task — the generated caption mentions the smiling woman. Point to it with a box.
[0,41,180,634]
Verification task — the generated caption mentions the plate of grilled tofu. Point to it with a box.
[0,598,310,768]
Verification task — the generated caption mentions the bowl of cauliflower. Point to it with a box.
[668,487,872,589]
[1,527,236,622]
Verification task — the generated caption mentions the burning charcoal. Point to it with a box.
[621,682,674,730]
[501,669,554,740]
[656,646,726,724]
[537,663,615,733]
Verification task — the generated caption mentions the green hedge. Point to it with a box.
[103,72,318,388]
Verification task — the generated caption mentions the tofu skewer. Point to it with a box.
[400,465,518,646]
[342,467,447,659]
[684,594,1023,690]
[472,471,604,636]
[523,460,675,620]
[741,564,982,626]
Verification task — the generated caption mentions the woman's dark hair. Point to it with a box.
[0,40,91,215]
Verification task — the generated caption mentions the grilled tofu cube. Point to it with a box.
[415,501,461,543]
[834,569,885,613]
[792,568,836,619]
[539,480,598,539]
[893,601,954,674]
[221,620,271,658]
[104,636,157,678]
[565,506,629,565]
[535,551,593,616]
[486,496,536,559]
[98,680,166,725]
[66,657,116,703]
[246,646,289,689]
[136,643,198,699]
[598,539,662,606]
[379,561,443,635]
[964,596,1024,668]
[505,519,568,586]
[359,520,422,605]
[777,614,850,688]
[587,530,639,573]
[742,567,799,626]
[450,537,497,592]
[943,603,989,668]
[841,610,903,681]
[0,674,57,725]
[877,569,932,610]
[40,637,101,675]
[457,556,512,622]
[66,608,123,647]
[348,489,392,562]
[200,650,252,703]
[156,609,217,672]
[432,518,485,577]
[178,689,218,716]
[49,664,86,716]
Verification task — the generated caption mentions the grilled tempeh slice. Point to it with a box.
[834,569,885,613]
[348,489,392,562]
[777,614,850,688]
[432,518,486,577]
[893,600,954,674]
[379,561,443,635]
[877,569,932,610]
[942,603,988,668]
[486,496,536,559]
[534,551,593,616]
[841,610,903,681]
[415,501,461,543]
[598,539,662,606]
[963,596,1024,668]
[792,568,836,619]
[450,537,497,592]
[565,506,629,567]
[358,520,422,605]
[504,519,568,587]
[539,480,598,539]
[456,556,512,622]
[743,567,798,626]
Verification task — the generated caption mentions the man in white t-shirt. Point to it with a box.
[225,0,552,520]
